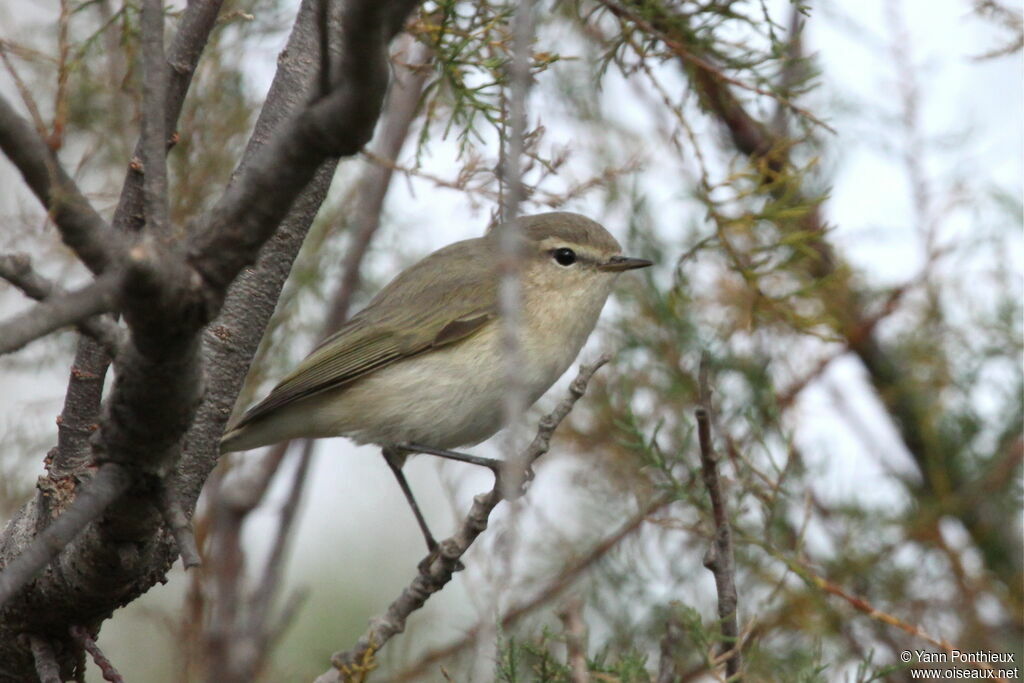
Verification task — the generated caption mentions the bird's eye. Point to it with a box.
[552,247,577,266]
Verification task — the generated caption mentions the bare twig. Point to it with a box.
[320,357,610,682]
[0,463,132,608]
[111,0,225,234]
[27,635,62,683]
[751,538,1007,681]
[391,493,673,682]
[0,253,122,355]
[0,93,124,274]
[140,0,170,237]
[696,354,741,680]
[158,482,201,568]
[0,269,121,356]
[69,625,124,683]
[596,0,834,134]
[0,43,49,141]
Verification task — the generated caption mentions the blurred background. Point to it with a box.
[0,0,1021,680]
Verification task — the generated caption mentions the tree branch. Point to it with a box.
[188,0,420,300]
[27,635,61,683]
[319,356,610,682]
[0,464,132,608]
[157,482,201,569]
[0,253,122,355]
[0,268,121,356]
[392,494,673,681]
[69,625,124,683]
[140,0,169,237]
[0,94,123,275]
[111,0,225,234]
[0,1,424,679]
[696,355,741,680]
[191,43,430,675]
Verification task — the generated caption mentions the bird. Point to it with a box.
[220,211,652,551]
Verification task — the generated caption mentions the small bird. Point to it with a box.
[220,211,651,550]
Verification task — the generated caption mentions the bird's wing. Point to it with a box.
[231,239,497,429]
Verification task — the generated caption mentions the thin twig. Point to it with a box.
[28,635,62,683]
[391,493,673,682]
[696,353,741,681]
[319,357,610,682]
[596,0,834,134]
[0,463,133,608]
[69,625,124,683]
[0,269,121,355]
[749,537,1007,681]
[158,481,201,568]
[0,253,123,355]
[111,0,226,234]
[141,0,169,236]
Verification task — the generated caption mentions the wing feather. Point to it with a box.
[230,237,497,430]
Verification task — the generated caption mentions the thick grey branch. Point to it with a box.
[0,253,122,355]
[0,269,121,356]
[0,94,123,275]
[0,464,132,608]
[188,0,420,299]
[320,356,610,681]
[0,1,422,679]
[140,0,170,236]
[27,635,61,683]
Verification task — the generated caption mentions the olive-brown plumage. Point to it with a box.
[220,212,651,454]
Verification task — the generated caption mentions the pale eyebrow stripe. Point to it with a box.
[535,237,605,263]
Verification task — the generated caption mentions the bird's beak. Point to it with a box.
[598,255,654,272]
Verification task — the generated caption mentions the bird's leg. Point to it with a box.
[399,442,535,496]
[382,448,437,554]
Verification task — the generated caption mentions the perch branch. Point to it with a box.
[696,354,741,680]
[392,493,672,681]
[318,356,610,682]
